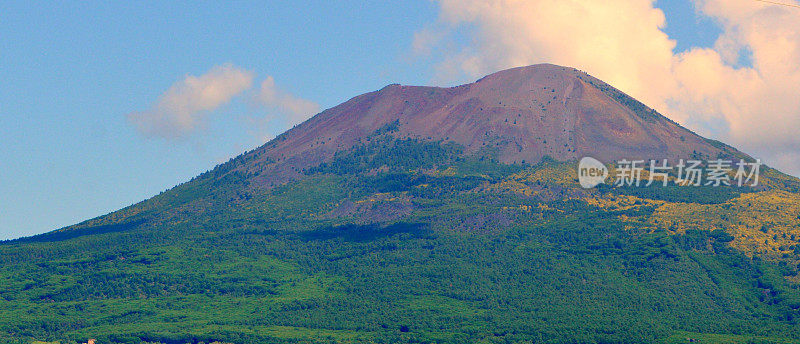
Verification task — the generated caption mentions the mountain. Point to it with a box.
[237,64,740,188]
[3,64,800,344]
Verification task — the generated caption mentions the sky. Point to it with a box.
[1,0,799,240]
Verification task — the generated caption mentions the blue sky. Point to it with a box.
[0,1,764,239]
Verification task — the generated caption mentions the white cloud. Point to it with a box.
[256,76,320,127]
[416,0,800,176]
[127,64,254,139]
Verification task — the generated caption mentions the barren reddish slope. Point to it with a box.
[240,64,734,186]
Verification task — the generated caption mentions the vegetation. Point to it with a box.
[2,135,800,344]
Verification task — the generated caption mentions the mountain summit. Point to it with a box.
[241,64,737,187]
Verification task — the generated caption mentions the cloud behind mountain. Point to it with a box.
[414,0,800,176]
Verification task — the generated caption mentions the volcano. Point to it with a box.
[3,64,800,344]
[240,64,742,187]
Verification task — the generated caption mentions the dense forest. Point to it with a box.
[2,133,800,344]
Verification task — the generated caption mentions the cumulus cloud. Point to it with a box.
[416,0,800,176]
[256,76,320,127]
[127,64,254,139]
[675,0,800,172]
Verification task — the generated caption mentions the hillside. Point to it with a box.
[2,64,800,344]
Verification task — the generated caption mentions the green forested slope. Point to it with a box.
[2,134,800,344]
